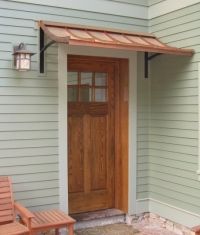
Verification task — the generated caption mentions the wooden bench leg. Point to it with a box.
[68,224,74,235]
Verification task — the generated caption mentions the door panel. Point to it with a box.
[68,116,84,194]
[91,116,107,191]
[68,56,115,214]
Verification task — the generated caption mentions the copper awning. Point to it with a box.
[39,21,194,56]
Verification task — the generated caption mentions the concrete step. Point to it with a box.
[71,209,126,230]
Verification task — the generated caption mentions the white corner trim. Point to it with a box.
[135,198,149,214]
[149,0,200,19]
[128,53,138,215]
[58,43,68,212]
[197,170,200,180]
[136,198,200,227]
[10,0,147,19]
[198,62,200,181]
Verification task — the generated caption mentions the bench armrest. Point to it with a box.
[14,202,35,219]
[14,202,35,230]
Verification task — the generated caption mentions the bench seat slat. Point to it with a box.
[0,215,13,224]
[0,209,13,217]
[0,198,12,205]
[31,209,75,230]
[0,178,9,182]
[0,203,12,211]
[0,182,9,188]
[0,222,29,235]
[0,177,14,224]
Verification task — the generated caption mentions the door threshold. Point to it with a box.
[71,208,125,222]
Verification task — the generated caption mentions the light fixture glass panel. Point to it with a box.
[21,53,25,59]
[20,58,30,70]
[95,88,106,102]
[95,73,107,86]
[13,43,34,71]
[16,55,20,70]
[81,72,92,85]
[67,72,78,85]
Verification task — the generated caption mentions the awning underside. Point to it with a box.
[39,21,194,56]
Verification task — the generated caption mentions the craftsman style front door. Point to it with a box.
[67,56,116,214]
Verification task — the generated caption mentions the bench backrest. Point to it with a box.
[0,176,15,225]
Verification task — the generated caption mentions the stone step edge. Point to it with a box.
[75,214,126,230]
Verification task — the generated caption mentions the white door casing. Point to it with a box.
[58,44,137,215]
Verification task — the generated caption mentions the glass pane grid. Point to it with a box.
[81,72,93,85]
[80,87,92,102]
[68,87,78,102]
[95,88,106,102]
[67,71,108,102]
[95,72,107,86]
[67,72,78,85]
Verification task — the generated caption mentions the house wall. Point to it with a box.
[3,0,200,225]
[148,2,200,226]
[148,0,165,6]
[0,0,148,211]
[104,0,147,6]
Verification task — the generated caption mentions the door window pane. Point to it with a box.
[80,87,92,102]
[68,71,108,102]
[95,88,106,102]
[81,72,92,85]
[68,87,78,102]
[95,73,107,86]
[68,72,78,85]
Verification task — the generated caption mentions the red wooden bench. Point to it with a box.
[0,176,32,235]
[0,176,76,235]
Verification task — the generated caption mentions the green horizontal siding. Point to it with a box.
[0,0,148,210]
[107,0,148,6]
[149,3,200,27]
[149,3,200,215]
[0,1,148,32]
[148,0,165,6]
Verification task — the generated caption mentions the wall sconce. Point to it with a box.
[13,43,35,71]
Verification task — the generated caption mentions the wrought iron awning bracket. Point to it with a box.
[39,28,56,73]
[144,52,162,79]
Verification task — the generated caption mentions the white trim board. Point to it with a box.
[9,0,148,19]
[149,0,200,19]
[197,62,200,181]
[136,198,200,227]
[58,44,138,215]
[128,52,137,215]
[58,43,68,212]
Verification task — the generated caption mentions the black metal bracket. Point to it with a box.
[144,52,161,79]
[40,28,56,73]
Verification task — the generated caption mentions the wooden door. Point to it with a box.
[67,56,115,214]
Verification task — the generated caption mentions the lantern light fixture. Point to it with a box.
[13,43,35,71]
